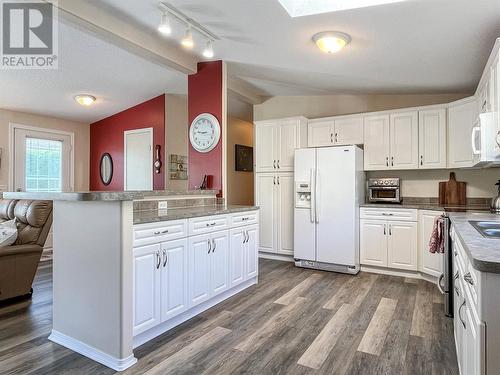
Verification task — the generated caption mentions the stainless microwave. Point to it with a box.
[367,178,402,203]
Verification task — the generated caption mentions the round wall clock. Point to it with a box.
[189,113,221,153]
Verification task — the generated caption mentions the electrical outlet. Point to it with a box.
[158,201,168,210]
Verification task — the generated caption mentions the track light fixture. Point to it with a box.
[158,11,171,35]
[181,25,194,48]
[203,40,214,59]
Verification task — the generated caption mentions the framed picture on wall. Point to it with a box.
[235,144,253,172]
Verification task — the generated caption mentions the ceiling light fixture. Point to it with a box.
[181,25,194,48]
[202,40,214,58]
[158,11,171,35]
[74,94,96,106]
[312,31,351,54]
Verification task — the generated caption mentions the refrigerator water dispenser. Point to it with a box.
[295,182,311,208]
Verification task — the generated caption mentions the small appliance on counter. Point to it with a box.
[491,180,500,213]
[367,178,402,203]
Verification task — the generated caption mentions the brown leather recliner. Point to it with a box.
[0,199,53,302]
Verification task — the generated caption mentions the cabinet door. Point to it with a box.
[387,221,417,271]
[335,117,363,145]
[448,99,476,168]
[210,231,230,296]
[255,174,277,253]
[245,225,259,279]
[229,228,245,287]
[418,211,443,277]
[278,119,299,171]
[188,234,211,307]
[160,239,188,322]
[133,244,161,335]
[360,219,388,267]
[363,115,390,170]
[277,173,294,255]
[308,120,333,147]
[418,109,447,169]
[390,111,419,169]
[255,122,277,172]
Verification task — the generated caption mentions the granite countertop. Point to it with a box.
[133,205,259,224]
[2,190,218,201]
[449,212,500,273]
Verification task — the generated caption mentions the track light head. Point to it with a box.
[158,12,171,35]
[203,40,214,58]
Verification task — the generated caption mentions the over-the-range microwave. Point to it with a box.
[471,112,500,167]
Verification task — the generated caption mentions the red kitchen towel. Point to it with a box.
[429,216,444,254]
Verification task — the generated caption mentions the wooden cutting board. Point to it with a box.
[438,172,466,206]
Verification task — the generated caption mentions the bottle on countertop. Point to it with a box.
[491,180,500,213]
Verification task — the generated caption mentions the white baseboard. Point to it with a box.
[258,252,294,262]
[49,330,137,372]
[360,265,438,284]
[133,277,258,348]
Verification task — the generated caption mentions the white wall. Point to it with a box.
[367,169,499,198]
[0,108,90,192]
[165,94,188,191]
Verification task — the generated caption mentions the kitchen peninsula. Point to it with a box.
[3,190,259,371]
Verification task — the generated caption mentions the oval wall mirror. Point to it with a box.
[100,153,113,186]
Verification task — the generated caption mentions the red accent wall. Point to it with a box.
[188,61,223,195]
[89,95,165,191]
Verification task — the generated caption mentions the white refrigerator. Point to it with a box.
[294,146,365,274]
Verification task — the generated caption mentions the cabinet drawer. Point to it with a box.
[189,214,229,236]
[231,211,259,228]
[360,207,417,222]
[134,219,187,246]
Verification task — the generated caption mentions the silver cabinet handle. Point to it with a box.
[463,272,474,286]
[389,224,392,236]
[330,133,334,143]
[391,156,394,166]
[208,239,211,254]
[162,249,167,267]
[273,176,276,185]
[242,231,246,244]
[386,156,389,167]
[384,224,386,235]
[454,271,459,280]
[212,239,216,252]
[455,286,460,296]
[420,155,423,166]
[277,160,280,169]
[245,231,249,243]
[496,130,500,148]
[335,133,338,143]
[381,213,394,216]
[454,250,458,257]
[154,229,169,235]
[242,217,249,221]
[156,250,161,269]
[459,299,466,329]
[205,222,217,227]
[437,274,445,294]
[277,176,280,185]
[273,160,276,169]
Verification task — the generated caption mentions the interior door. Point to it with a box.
[188,234,211,307]
[418,109,447,169]
[334,117,363,145]
[308,120,333,147]
[390,111,419,169]
[277,173,294,255]
[245,225,258,279]
[255,122,277,172]
[363,115,390,170]
[387,221,417,270]
[161,238,188,321]
[229,228,245,287]
[255,174,276,253]
[278,119,299,171]
[360,220,388,267]
[316,147,356,266]
[210,231,229,296]
[124,128,153,191]
[133,244,161,335]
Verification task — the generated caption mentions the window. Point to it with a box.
[25,138,63,192]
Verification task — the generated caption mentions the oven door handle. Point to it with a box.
[437,273,445,295]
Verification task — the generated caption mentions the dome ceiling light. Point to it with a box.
[312,31,351,54]
[74,94,96,106]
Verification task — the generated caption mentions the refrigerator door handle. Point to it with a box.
[310,168,316,223]
[315,169,320,223]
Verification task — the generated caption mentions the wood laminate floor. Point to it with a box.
[0,259,459,375]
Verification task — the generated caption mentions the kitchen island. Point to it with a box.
[3,190,259,371]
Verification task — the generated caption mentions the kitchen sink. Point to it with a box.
[469,221,500,238]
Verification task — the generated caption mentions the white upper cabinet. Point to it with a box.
[308,120,333,147]
[364,115,390,170]
[390,111,419,170]
[308,116,363,147]
[255,117,307,172]
[448,97,476,168]
[418,108,447,169]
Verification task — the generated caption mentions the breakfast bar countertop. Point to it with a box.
[133,205,259,225]
[449,211,500,273]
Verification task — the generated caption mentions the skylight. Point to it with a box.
[277,0,408,17]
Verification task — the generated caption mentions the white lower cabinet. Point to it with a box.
[133,211,259,338]
[418,210,444,278]
[360,208,417,271]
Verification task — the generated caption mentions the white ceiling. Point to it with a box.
[102,0,500,96]
[0,19,187,123]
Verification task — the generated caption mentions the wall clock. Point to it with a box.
[189,113,221,153]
